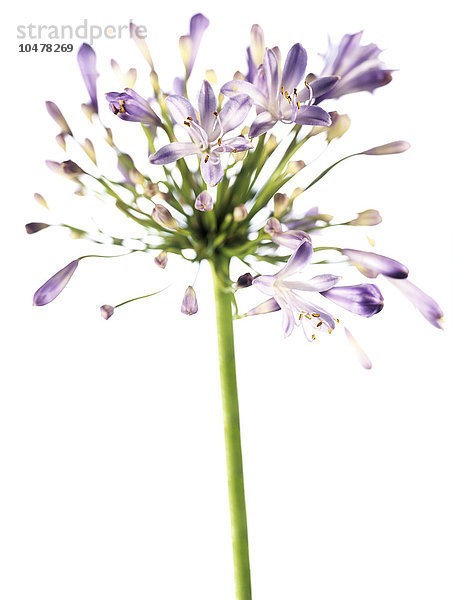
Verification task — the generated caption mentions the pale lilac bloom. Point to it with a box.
[315,32,392,102]
[33,260,79,306]
[149,81,253,186]
[179,13,210,77]
[388,278,444,329]
[342,248,409,279]
[181,286,198,315]
[249,240,341,338]
[105,88,162,126]
[77,43,99,113]
[100,305,115,320]
[195,191,213,211]
[222,44,335,137]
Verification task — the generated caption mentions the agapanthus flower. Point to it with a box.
[222,45,335,137]
[314,32,392,102]
[77,43,99,114]
[105,88,162,126]
[342,248,409,279]
[195,191,213,211]
[33,260,80,306]
[179,13,210,77]
[388,278,444,329]
[181,286,198,315]
[265,217,310,250]
[149,81,253,186]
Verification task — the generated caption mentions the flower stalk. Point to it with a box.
[211,258,252,600]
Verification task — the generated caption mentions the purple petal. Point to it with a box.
[217,95,253,136]
[195,190,214,211]
[253,275,276,296]
[186,13,210,75]
[165,95,199,125]
[219,136,253,153]
[281,43,307,92]
[149,142,197,165]
[100,305,114,320]
[248,111,277,138]
[77,44,99,112]
[272,230,311,250]
[263,49,279,99]
[309,76,340,100]
[344,327,372,369]
[321,284,384,317]
[33,260,79,306]
[364,141,411,155]
[198,80,218,135]
[200,154,224,186]
[220,80,268,109]
[277,240,313,279]
[342,248,409,279]
[388,278,444,329]
[294,105,331,127]
[181,285,198,315]
[245,297,281,316]
[284,274,341,293]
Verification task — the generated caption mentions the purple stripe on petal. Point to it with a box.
[181,285,198,315]
[321,284,384,317]
[198,80,218,136]
[248,111,277,138]
[149,142,197,165]
[217,95,253,136]
[33,260,79,306]
[342,248,409,279]
[294,105,331,127]
[200,154,224,186]
[77,44,99,112]
[165,95,199,125]
[245,297,281,317]
[221,79,268,109]
[277,239,313,279]
[281,43,307,92]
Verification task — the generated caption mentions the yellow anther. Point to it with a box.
[110,103,119,115]
[187,116,193,121]
[311,313,320,318]
[328,329,332,334]
[312,334,316,340]
[218,138,222,146]
[335,318,340,323]
[293,88,297,95]
[213,111,218,117]
[184,121,191,127]
[305,314,311,320]
[297,101,301,109]
[232,149,238,153]
[204,154,210,163]
[281,86,285,95]
[316,321,323,328]
[299,314,303,321]
[118,99,126,113]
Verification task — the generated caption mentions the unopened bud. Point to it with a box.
[129,169,144,185]
[45,101,72,135]
[25,222,50,235]
[273,193,289,217]
[181,286,198,315]
[349,209,382,226]
[364,141,411,155]
[286,160,305,175]
[152,204,179,229]
[205,69,217,84]
[327,112,351,142]
[81,102,95,122]
[144,181,159,198]
[56,133,66,151]
[100,305,115,320]
[34,193,48,209]
[233,205,248,222]
[154,250,168,269]
[236,273,254,289]
[195,191,214,212]
[46,160,84,180]
[264,134,278,153]
[82,138,96,163]
[265,217,282,235]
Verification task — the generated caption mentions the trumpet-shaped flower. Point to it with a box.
[315,32,392,102]
[105,88,162,126]
[222,45,335,137]
[149,81,253,186]
[77,43,99,113]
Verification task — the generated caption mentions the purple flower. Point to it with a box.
[179,13,210,77]
[342,248,409,279]
[265,217,311,250]
[388,278,444,329]
[33,260,79,306]
[315,32,392,102]
[154,251,168,269]
[321,284,384,317]
[45,101,72,135]
[149,81,253,186]
[181,286,198,315]
[246,24,266,83]
[195,191,213,211]
[248,240,341,339]
[222,44,334,137]
[105,88,162,126]
[152,204,179,230]
[77,43,99,113]
[363,141,411,155]
[100,305,115,320]
[25,222,50,234]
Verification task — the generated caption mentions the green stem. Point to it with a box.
[210,259,252,600]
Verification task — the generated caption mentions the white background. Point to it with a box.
[2,1,457,599]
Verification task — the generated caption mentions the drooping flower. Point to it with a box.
[25,222,50,234]
[179,13,210,77]
[320,284,384,317]
[33,260,80,306]
[342,248,409,279]
[105,88,162,126]
[222,44,335,137]
[100,304,115,320]
[363,141,411,155]
[314,32,392,102]
[195,191,213,212]
[181,286,198,315]
[45,101,72,136]
[77,43,99,114]
[388,278,444,329]
[152,204,179,230]
[348,210,382,226]
[149,81,253,186]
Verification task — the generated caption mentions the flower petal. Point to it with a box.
[281,43,307,92]
[321,284,384,317]
[198,80,218,136]
[217,95,253,136]
[284,274,341,292]
[276,240,313,280]
[252,275,276,296]
[342,248,409,279]
[263,49,279,99]
[388,278,444,329]
[220,80,268,109]
[77,44,99,112]
[165,94,199,125]
[294,105,331,127]
[245,297,281,316]
[344,327,372,369]
[200,154,224,186]
[33,260,79,306]
[149,142,198,165]
[248,111,277,138]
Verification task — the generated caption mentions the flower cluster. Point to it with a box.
[29,15,443,368]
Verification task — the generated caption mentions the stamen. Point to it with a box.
[335,318,340,323]
[118,99,126,113]
[218,138,222,146]
[311,334,316,340]
[213,111,218,117]
[110,104,119,115]
[187,116,193,121]
[311,313,320,317]
[204,154,210,163]
[297,101,301,109]
[281,86,285,95]
[316,321,323,328]
[184,121,191,127]
[293,88,297,95]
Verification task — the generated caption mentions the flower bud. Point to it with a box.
[154,250,168,269]
[342,248,409,279]
[286,160,305,175]
[181,286,198,315]
[205,69,217,84]
[33,259,79,306]
[349,209,382,226]
[152,204,178,229]
[100,305,114,320]
[25,222,50,235]
[236,273,254,289]
[144,181,159,198]
[55,133,67,151]
[129,169,144,185]
[273,193,289,218]
[45,101,72,135]
[326,111,351,142]
[195,191,213,212]
[265,217,282,235]
[233,205,248,222]
[363,141,410,155]
[34,193,48,209]
[46,160,84,180]
[82,138,96,163]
